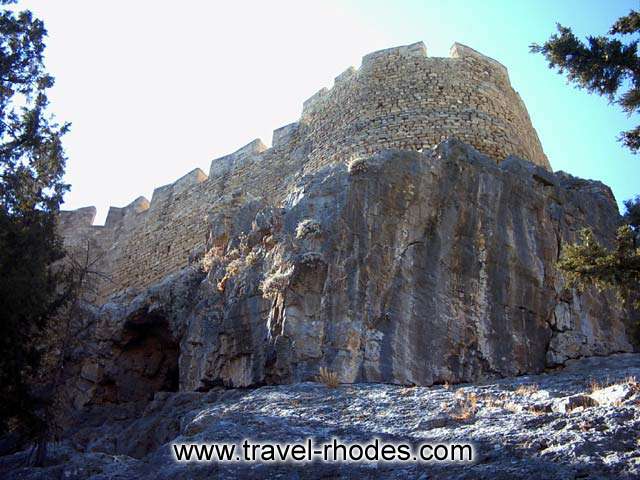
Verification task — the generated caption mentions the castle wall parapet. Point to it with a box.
[272,122,299,149]
[361,41,428,65]
[209,139,267,178]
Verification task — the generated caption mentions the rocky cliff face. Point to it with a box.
[59,140,633,412]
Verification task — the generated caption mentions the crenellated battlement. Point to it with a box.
[299,40,509,122]
[449,42,509,81]
[60,41,550,300]
[361,40,428,64]
[209,139,267,178]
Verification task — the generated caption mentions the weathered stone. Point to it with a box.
[590,383,637,405]
[551,394,599,413]
[53,142,634,412]
[3,353,640,479]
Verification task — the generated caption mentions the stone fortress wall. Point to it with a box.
[59,42,550,300]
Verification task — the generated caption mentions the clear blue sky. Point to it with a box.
[22,0,639,222]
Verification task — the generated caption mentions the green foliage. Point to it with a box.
[610,10,640,35]
[623,195,640,232]
[530,10,640,153]
[557,198,640,313]
[557,225,640,308]
[0,0,69,440]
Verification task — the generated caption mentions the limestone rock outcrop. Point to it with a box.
[59,140,633,411]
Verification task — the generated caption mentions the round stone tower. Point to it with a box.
[299,42,550,171]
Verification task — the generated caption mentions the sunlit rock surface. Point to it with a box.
[2,354,639,479]
[52,141,632,410]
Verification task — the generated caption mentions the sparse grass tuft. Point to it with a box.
[515,384,539,396]
[589,378,605,393]
[588,375,638,395]
[318,367,340,388]
[625,375,638,390]
[450,392,478,421]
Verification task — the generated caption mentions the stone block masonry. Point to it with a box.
[300,42,549,171]
[59,41,551,300]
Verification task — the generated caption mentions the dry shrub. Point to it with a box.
[245,250,261,267]
[451,392,478,421]
[318,367,339,388]
[202,247,224,272]
[226,248,241,261]
[347,157,368,175]
[260,270,292,299]
[237,232,250,254]
[515,384,539,396]
[226,258,244,277]
[295,219,322,240]
[216,258,246,293]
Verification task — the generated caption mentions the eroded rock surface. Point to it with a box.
[55,141,633,410]
[2,353,639,479]
[3,140,639,478]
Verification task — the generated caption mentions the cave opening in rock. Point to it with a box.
[115,312,180,402]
